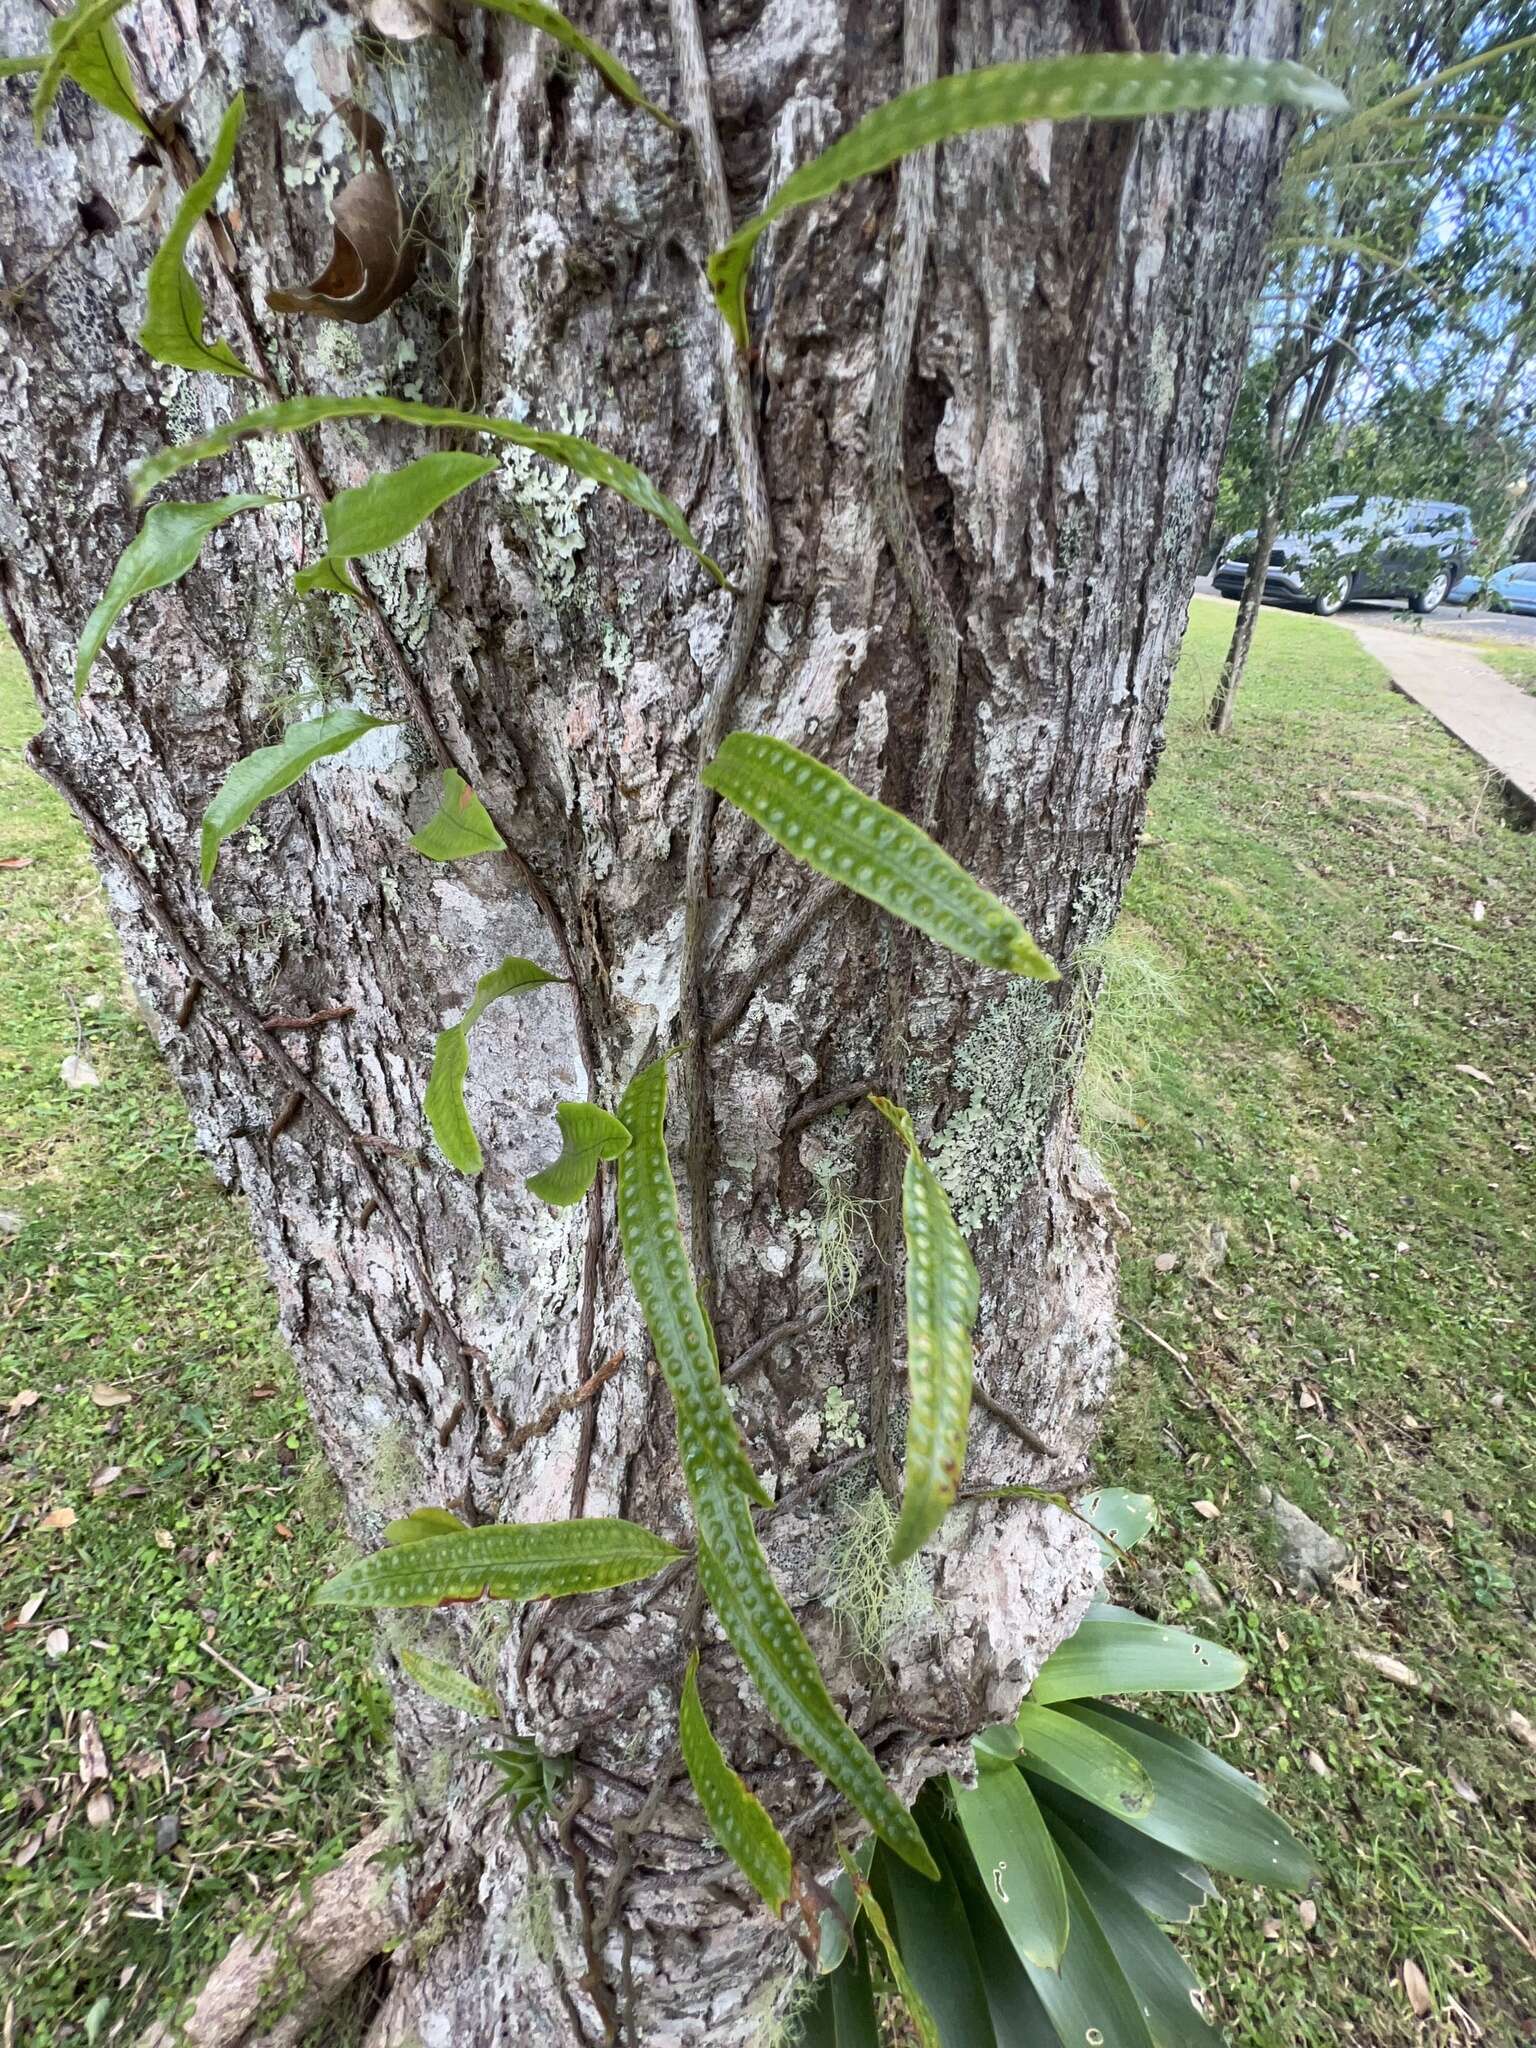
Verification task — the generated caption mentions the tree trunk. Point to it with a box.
[0,1,1296,2040]
[1209,485,1285,734]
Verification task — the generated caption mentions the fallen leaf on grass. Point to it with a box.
[37,1506,77,1533]
[86,1788,114,1828]
[12,1835,40,1869]
[1305,1747,1330,1778]
[16,1590,48,1627]
[153,1529,174,1550]
[0,854,36,868]
[1353,1648,1421,1690]
[60,1054,100,1088]
[6,1388,42,1418]
[1192,1499,1220,1520]
[1453,1064,1495,1087]
[79,1710,108,1785]
[1402,1959,1432,2017]
[90,1384,133,1408]
[1508,1709,1535,1752]
[90,1464,122,1492]
[1153,1251,1180,1273]
[45,1627,70,1658]
[1298,1899,1318,1933]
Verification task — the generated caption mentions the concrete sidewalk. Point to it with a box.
[1341,620,1536,806]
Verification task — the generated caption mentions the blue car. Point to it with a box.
[1448,561,1536,615]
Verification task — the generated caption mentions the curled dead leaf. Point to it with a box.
[268,104,419,325]
[1402,1958,1432,2018]
[1191,1498,1220,1520]
[86,1787,114,1828]
[6,1388,41,1418]
[90,1384,133,1408]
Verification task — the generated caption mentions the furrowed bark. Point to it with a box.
[0,0,1298,2039]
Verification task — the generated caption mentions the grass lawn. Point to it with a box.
[2,604,1532,2046]
[1090,599,1536,2046]
[0,641,383,2044]
[1472,641,1536,696]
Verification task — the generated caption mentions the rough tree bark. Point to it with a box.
[0,0,1296,2040]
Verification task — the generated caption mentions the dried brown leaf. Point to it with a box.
[37,1506,77,1533]
[1402,1959,1432,2018]
[45,1627,70,1658]
[90,1383,133,1408]
[6,1388,41,1418]
[1352,1648,1421,1690]
[79,1709,109,1785]
[268,106,418,325]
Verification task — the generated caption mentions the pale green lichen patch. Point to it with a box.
[930,978,1063,1232]
[821,1384,865,1451]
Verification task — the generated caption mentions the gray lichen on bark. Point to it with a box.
[0,0,1297,2039]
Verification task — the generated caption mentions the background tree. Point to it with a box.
[1207,0,1536,736]
[0,1,1309,2040]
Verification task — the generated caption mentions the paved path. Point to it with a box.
[1341,618,1536,804]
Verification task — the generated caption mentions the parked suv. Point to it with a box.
[1213,496,1477,616]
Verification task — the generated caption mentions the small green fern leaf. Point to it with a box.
[409,769,507,862]
[201,707,393,886]
[527,1101,631,1208]
[425,957,565,1173]
[680,1651,793,1912]
[139,93,253,377]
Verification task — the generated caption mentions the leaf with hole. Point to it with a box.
[139,92,252,377]
[200,707,393,886]
[1013,1855,1157,2048]
[527,1101,631,1208]
[707,53,1348,349]
[467,0,676,128]
[77,495,278,696]
[950,1760,1069,1971]
[316,1517,681,1606]
[679,1651,792,1912]
[840,1848,940,2048]
[397,1647,500,1719]
[1031,1604,1246,1705]
[1052,1705,1315,1888]
[703,734,1054,976]
[409,768,507,862]
[425,957,565,1174]
[305,452,499,597]
[132,395,727,584]
[1079,1485,1158,1569]
[1014,1701,1155,1818]
[32,0,150,140]
[1030,1778,1215,1926]
[869,1096,977,1563]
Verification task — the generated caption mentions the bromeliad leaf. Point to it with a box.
[425,957,565,1174]
[316,1517,681,1607]
[397,1646,500,1719]
[131,395,728,585]
[527,1101,631,1208]
[33,0,151,140]
[616,1057,769,1508]
[706,53,1349,349]
[1079,1485,1158,1569]
[409,768,507,862]
[679,1652,792,1913]
[949,1762,1069,1971]
[1015,1701,1155,1817]
[200,707,393,886]
[467,0,676,129]
[838,1849,940,2048]
[304,451,499,595]
[77,495,278,696]
[616,1056,936,1880]
[869,1097,977,1563]
[1031,1603,1246,1705]
[384,1506,468,1544]
[703,733,1055,977]
[139,93,252,377]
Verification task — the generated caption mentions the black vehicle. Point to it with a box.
[1212,496,1477,616]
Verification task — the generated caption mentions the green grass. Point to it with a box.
[1089,600,1536,2046]
[1472,640,1536,697]
[0,644,384,2044]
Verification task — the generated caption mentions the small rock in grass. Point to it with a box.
[1184,1561,1227,1613]
[154,1812,181,1855]
[1258,1485,1349,1594]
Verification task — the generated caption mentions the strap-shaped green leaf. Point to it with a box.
[200,707,393,885]
[838,1849,940,2048]
[467,0,676,128]
[1032,1604,1246,1706]
[1014,1701,1154,1818]
[616,1056,769,1508]
[1089,1701,1271,1807]
[303,451,499,595]
[316,1517,681,1607]
[527,1100,631,1208]
[32,0,151,140]
[800,1923,881,2047]
[409,768,507,862]
[425,957,565,1173]
[1014,1855,1158,2048]
[679,1651,792,1912]
[131,395,727,585]
[384,1506,469,1544]
[869,1096,978,1563]
[397,1646,500,1719]
[1048,1817,1226,2048]
[77,495,278,696]
[139,92,252,378]
[703,733,1055,977]
[615,1054,935,1879]
[1051,1705,1315,1888]
[1031,1778,1215,1926]
[706,53,1348,349]
[949,1761,1069,1971]
[876,1819,999,2048]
